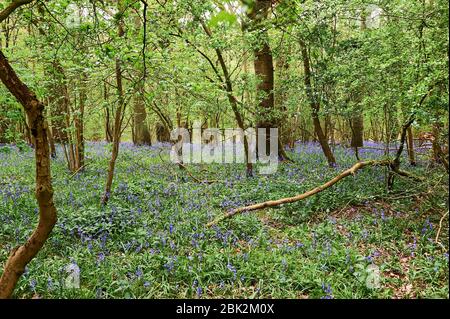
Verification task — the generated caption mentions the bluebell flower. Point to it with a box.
[227,263,237,280]
[97,252,105,264]
[196,286,202,298]
[47,278,53,290]
[320,283,333,299]
[30,279,36,291]
[136,267,143,279]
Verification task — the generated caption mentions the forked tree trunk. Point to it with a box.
[102,62,124,205]
[0,50,57,298]
[102,1,126,205]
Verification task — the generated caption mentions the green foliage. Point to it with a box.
[208,10,237,28]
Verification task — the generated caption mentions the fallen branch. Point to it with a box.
[69,164,87,179]
[156,148,219,184]
[435,211,449,251]
[206,159,391,227]
[177,163,219,184]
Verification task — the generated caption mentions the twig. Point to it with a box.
[435,211,449,250]
[69,164,87,179]
[177,163,219,184]
[157,147,220,184]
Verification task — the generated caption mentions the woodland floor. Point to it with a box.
[0,141,448,299]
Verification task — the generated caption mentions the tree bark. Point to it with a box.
[350,113,364,147]
[133,84,151,145]
[0,50,57,298]
[406,126,416,165]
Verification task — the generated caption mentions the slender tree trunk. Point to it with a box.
[102,2,125,204]
[350,10,366,148]
[104,82,113,142]
[300,40,336,166]
[23,115,32,145]
[64,94,76,171]
[46,121,56,158]
[74,72,86,169]
[0,50,57,298]
[102,61,124,205]
[275,47,290,146]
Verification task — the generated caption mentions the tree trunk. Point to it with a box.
[46,121,56,158]
[350,9,366,149]
[0,50,57,298]
[350,112,364,147]
[431,123,441,163]
[248,0,287,160]
[406,126,416,165]
[104,82,113,142]
[102,2,125,205]
[300,39,336,166]
[49,61,80,171]
[133,85,151,145]
[275,47,290,146]
[74,72,86,169]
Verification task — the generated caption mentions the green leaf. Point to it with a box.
[208,10,237,28]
